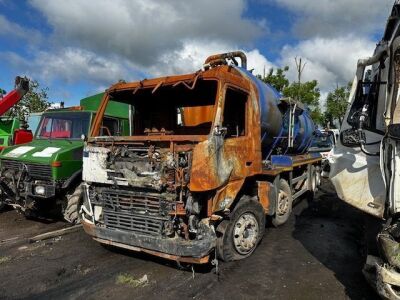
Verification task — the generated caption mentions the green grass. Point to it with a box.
[116,273,148,288]
[0,256,11,264]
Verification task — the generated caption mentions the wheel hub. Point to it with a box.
[277,191,289,216]
[233,212,259,255]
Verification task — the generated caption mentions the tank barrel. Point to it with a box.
[246,74,315,158]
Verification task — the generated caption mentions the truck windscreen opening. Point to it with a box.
[36,112,91,139]
[108,79,217,136]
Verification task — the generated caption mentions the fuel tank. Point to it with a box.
[239,69,315,158]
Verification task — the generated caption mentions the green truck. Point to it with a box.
[0,93,129,223]
[0,117,28,149]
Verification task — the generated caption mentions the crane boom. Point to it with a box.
[0,76,29,116]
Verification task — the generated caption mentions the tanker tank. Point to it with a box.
[238,68,316,159]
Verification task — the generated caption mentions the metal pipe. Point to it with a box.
[357,43,388,67]
[204,51,247,69]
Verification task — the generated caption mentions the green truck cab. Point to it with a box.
[0,93,129,223]
[0,117,23,148]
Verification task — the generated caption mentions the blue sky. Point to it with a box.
[0,0,394,106]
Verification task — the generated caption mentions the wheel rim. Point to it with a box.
[233,212,259,255]
[316,171,321,186]
[312,174,316,191]
[277,190,289,216]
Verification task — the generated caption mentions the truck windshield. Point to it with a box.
[310,135,333,149]
[36,112,91,140]
[107,79,217,136]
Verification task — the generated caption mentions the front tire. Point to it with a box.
[63,184,83,224]
[216,197,265,262]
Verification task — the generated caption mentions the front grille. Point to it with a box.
[1,159,52,179]
[104,210,164,236]
[100,189,170,236]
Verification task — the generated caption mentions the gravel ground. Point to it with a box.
[0,180,378,300]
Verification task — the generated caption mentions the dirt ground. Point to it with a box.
[0,180,378,300]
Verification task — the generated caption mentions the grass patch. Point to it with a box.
[0,256,11,264]
[116,273,148,288]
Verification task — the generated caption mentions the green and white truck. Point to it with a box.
[0,93,129,223]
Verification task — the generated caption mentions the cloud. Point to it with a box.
[269,0,393,38]
[146,40,276,77]
[1,48,139,86]
[29,0,264,66]
[277,35,375,104]
[0,14,42,43]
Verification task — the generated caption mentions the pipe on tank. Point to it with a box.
[204,51,247,69]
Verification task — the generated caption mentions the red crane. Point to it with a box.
[0,76,29,115]
[0,76,33,148]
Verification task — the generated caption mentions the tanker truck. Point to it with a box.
[329,2,400,298]
[80,51,321,264]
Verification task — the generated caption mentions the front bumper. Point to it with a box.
[82,219,216,264]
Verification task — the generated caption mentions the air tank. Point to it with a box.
[241,69,316,159]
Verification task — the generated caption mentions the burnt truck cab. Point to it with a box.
[81,52,321,264]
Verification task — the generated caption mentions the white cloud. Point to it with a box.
[1,48,139,86]
[270,0,393,38]
[0,14,42,43]
[147,40,275,77]
[29,0,264,66]
[277,35,375,105]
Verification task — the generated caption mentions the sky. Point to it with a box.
[0,0,395,106]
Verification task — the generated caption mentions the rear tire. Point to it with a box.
[0,190,7,211]
[306,166,319,201]
[272,179,293,227]
[63,184,83,224]
[216,196,265,262]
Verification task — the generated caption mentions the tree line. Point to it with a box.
[257,66,350,128]
[1,66,351,128]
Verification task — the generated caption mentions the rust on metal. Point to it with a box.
[257,181,271,213]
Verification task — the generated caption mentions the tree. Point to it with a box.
[326,83,351,126]
[7,79,50,120]
[257,66,289,93]
[282,80,323,125]
[0,88,6,98]
[257,64,323,125]
[310,106,325,126]
[283,80,320,108]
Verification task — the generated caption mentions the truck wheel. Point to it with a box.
[0,191,6,211]
[63,184,83,224]
[306,166,319,201]
[216,197,265,262]
[316,166,321,187]
[272,179,292,227]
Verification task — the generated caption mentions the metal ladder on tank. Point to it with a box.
[287,98,297,149]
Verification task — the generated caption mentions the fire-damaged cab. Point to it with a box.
[81,52,321,264]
